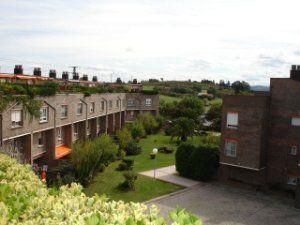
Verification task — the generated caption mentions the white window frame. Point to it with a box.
[291,117,300,126]
[290,145,298,156]
[226,112,238,129]
[127,99,134,107]
[39,107,48,123]
[90,102,95,113]
[77,103,83,115]
[73,124,79,140]
[57,127,62,140]
[145,98,152,107]
[11,110,22,128]
[224,139,237,157]
[61,105,68,118]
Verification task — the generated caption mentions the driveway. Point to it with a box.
[147,183,300,225]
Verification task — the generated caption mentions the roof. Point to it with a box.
[55,145,71,159]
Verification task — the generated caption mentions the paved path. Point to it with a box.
[139,165,200,187]
[147,183,300,225]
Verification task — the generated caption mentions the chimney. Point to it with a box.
[290,65,300,81]
[81,75,88,81]
[33,67,42,76]
[92,76,98,82]
[14,65,23,75]
[73,72,79,80]
[62,71,69,80]
[49,70,57,79]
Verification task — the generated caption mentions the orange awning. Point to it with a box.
[55,146,71,159]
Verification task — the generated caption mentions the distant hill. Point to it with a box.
[250,85,269,92]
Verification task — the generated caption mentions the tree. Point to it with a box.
[206,102,222,132]
[116,128,132,149]
[131,121,146,140]
[132,78,138,84]
[170,117,195,141]
[136,113,159,134]
[231,81,251,94]
[116,77,122,84]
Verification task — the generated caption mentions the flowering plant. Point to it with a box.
[0,154,202,225]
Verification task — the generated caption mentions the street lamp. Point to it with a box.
[152,148,158,179]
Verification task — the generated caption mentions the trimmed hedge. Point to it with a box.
[176,143,219,181]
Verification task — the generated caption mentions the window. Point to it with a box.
[90,102,95,113]
[77,103,83,115]
[73,124,79,140]
[287,176,300,185]
[57,127,62,140]
[127,99,134,107]
[39,107,48,123]
[61,105,68,118]
[145,98,152,107]
[109,100,113,109]
[227,112,238,129]
[116,100,119,108]
[130,111,134,120]
[11,110,22,127]
[101,101,105,111]
[290,145,298,156]
[38,133,44,147]
[224,139,237,157]
[291,117,300,126]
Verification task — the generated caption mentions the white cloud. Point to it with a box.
[1,0,300,84]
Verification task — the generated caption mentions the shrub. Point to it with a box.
[117,158,134,171]
[175,143,196,178]
[116,128,132,149]
[137,113,159,134]
[175,143,219,181]
[119,171,138,191]
[117,162,128,171]
[189,144,219,181]
[71,134,117,185]
[125,140,142,155]
[0,154,201,224]
[131,122,146,140]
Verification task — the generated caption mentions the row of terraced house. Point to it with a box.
[0,92,159,167]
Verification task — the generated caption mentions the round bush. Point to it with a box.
[189,144,219,181]
[125,140,142,155]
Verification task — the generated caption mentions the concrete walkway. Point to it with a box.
[139,165,200,187]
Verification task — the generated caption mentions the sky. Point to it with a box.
[1,0,300,85]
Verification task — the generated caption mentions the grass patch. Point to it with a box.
[84,133,208,202]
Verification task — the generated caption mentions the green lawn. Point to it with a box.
[159,95,182,103]
[84,133,204,202]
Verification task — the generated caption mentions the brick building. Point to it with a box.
[220,65,300,193]
[0,92,159,167]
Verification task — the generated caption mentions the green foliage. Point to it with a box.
[131,122,146,140]
[119,171,138,191]
[36,82,59,96]
[137,113,159,134]
[170,117,195,141]
[176,142,219,181]
[0,154,201,224]
[231,81,251,94]
[125,140,142,155]
[175,143,197,177]
[169,208,203,225]
[206,102,222,132]
[117,158,134,171]
[116,128,132,149]
[71,134,117,185]
[140,89,159,95]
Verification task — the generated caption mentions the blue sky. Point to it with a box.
[1,0,300,85]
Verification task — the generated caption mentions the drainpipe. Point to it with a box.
[101,98,108,134]
[80,99,88,140]
[44,100,56,162]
